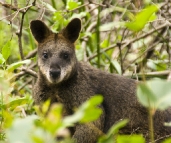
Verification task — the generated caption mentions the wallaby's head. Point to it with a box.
[30,18,81,84]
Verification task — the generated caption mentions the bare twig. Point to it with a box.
[152,134,171,143]
[88,0,106,7]
[125,70,170,79]
[25,49,37,59]
[81,21,97,62]
[12,63,37,80]
[67,3,89,12]
[124,40,161,71]
[18,78,32,91]
[117,28,127,74]
[87,22,169,61]
[21,67,37,78]
[15,0,36,60]
[0,1,25,13]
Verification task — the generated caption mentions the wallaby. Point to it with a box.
[30,18,171,143]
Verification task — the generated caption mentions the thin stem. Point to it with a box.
[96,6,100,68]
[149,108,154,143]
[88,22,168,61]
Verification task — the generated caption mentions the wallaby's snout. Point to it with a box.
[49,64,61,80]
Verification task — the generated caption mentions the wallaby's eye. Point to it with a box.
[63,53,69,60]
[42,51,48,59]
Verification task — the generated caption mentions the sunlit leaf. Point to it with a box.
[117,135,145,143]
[111,60,122,75]
[6,115,38,143]
[147,59,167,71]
[137,79,171,110]
[2,41,11,61]
[63,95,103,125]
[164,122,171,127]
[98,119,129,143]
[0,77,12,95]
[0,53,5,64]
[107,119,129,135]
[162,138,171,143]
[66,0,81,10]
[2,111,14,128]
[100,22,124,31]
[44,104,63,134]
[52,12,67,31]
[2,97,29,110]
[6,59,31,72]
[41,1,56,12]
[42,100,51,114]
[101,39,109,48]
[125,5,159,32]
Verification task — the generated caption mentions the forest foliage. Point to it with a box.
[1,0,171,143]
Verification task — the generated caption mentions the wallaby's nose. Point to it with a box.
[49,69,61,79]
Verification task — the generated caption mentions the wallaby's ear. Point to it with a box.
[30,20,52,43]
[62,18,81,43]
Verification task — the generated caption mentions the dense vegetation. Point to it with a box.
[1,0,171,143]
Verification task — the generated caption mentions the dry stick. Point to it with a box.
[125,70,170,79]
[67,3,89,12]
[87,22,169,61]
[0,1,25,13]
[118,28,127,75]
[149,108,154,143]
[18,78,32,91]
[16,13,25,60]
[81,21,97,62]
[153,134,171,143]
[21,67,37,78]
[12,63,37,80]
[88,0,106,7]
[16,1,36,60]
[25,49,37,59]
[124,40,161,71]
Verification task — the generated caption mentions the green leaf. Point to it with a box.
[101,39,109,48]
[162,138,171,143]
[6,59,31,72]
[100,22,124,31]
[42,100,51,114]
[147,59,167,71]
[111,60,122,75]
[164,122,171,127]
[41,1,56,12]
[125,5,159,32]
[2,110,14,128]
[0,76,12,95]
[66,0,81,10]
[117,135,145,143]
[80,95,103,123]
[3,97,29,110]
[52,12,68,32]
[137,79,171,110]
[6,115,38,143]
[107,119,129,135]
[44,104,63,134]
[63,95,103,125]
[2,41,11,61]
[98,119,129,143]
[0,53,5,64]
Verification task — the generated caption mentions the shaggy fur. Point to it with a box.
[30,18,171,143]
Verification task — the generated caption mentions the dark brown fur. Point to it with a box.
[30,18,171,143]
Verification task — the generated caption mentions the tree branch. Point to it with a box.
[15,0,36,60]
[87,22,169,61]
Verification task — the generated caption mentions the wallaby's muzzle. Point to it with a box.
[49,68,61,79]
